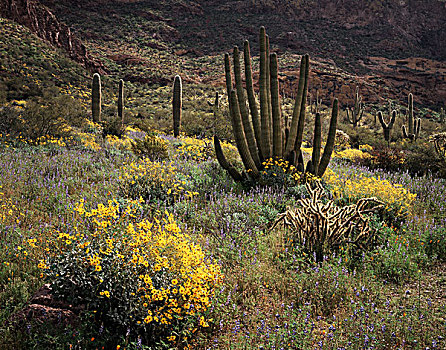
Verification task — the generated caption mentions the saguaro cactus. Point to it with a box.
[346,86,364,128]
[439,107,444,124]
[172,75,182,137]
[402,93,421,140]
[92,73,101,123]
[214,27,338,182]
[118,79,124,124]
[378,110,396,144]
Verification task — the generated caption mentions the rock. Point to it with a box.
[0,0,106,73]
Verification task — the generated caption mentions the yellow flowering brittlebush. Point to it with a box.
[119,158,198,202]
[0,187,25,225]
[175,136,239,164]
[333,148,372,161]
[324,168,416,217]
[41,198,223,343]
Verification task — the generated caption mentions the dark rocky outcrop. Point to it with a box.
[0,0,106,73]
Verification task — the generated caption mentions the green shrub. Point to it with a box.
[368,225,419,284]
[131,135,169,161]
[119,158,197,204]
[423,226,446,262]
[101,117,125,139]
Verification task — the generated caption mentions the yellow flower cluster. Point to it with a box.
[44,198,223,333]
[261,158,318,183]
[175,136,239,163]
[334,148,371,161]
[0,187,24,225]
[261,158,296,176]
[105,134,133,151]
[324,169,416,216]
[175,136,215,162]
[33,134,71,147]
[119,158,198,199]
[75,131,101,151]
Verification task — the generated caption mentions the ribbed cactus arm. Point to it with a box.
[229,90,259,178]
[118,79,124,123]
[294,54,310,153]
[172,75,182,137]
[317,98,338,178]
[233,46,261,168]
[244,40,262,157]
[377,111,387,128]
[311,112,321,175]
[270,53,283,158]
[224,53,233,101]
[92,73,101,122]
[259,26,272,159]
[285,54,309,156]
[408,93,414,135]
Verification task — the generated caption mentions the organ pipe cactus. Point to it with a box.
[118,79,124,124]
[92,73,101,122]
[346,86,364,128]
[308,102,339,176]
[214,26,338,182]
[402,93,421,140]
[172,75,182,137]
[378,110,396,144]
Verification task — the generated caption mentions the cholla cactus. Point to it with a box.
[334,129,351,151]
[271,181,383,262]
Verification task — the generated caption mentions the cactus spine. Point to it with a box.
[215,27,337,182]
[402,93,421,140]
[118,79,124,124]
[346,86,364,128]
[92,73,101,122]
[378,110,396,144]
[172,75,182,137]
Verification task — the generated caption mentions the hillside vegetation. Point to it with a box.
[0,2,446,350]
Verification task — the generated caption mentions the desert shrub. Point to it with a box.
[402,141,446,178]
[0,105,21,136]
[14,88,85,140]
[131,135,169,160]
[357,145,406,172]
[324,168,416,224]
[296,261,359,316]
[41,198,223,347]
[333,147,372,163]
[423,226,446,262]
[119,158,198,204]
[101,117,125,139]
[342,124,382,149]
[369,230,419,284]
[173,136,215,162]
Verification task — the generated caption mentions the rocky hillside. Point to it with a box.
[0,0,105,73]
[1,0,445,109]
